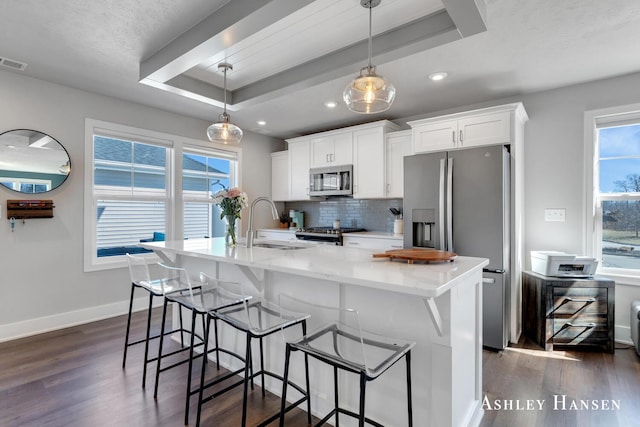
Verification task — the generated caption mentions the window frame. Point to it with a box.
[84,118,241,272]
[585,103,640,286]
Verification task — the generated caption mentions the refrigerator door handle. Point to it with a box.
[446,157,453,252]
[439,158,446,250]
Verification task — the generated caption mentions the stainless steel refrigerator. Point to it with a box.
[403,145,510,350]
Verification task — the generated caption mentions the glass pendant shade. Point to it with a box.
[207,112,243,144]
[207,63,243,144]
[343,65,395,114]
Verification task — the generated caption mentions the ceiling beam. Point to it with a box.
[441,0,487,37]
[139,0,315,84]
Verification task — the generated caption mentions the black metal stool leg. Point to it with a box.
[122,283,136,368]
[184,309,197,425]
[406,351,413,427]
[178,303,185,347]
[213,317,220,369]
[279,344,292,427]
[242,333,252,427]
[302,321,311,426]
[142,292,154,389]
[334,366,340,427]
[153,297,169,397]
[195,315,211,427]
[259,337,266,397]
[358,373,367,427]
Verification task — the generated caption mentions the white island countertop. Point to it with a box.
[141,237,487,298]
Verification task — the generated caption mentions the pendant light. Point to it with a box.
[343,0,395,114]
[207,63,243,144]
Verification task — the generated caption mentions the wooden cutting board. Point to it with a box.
[372,248,457,264]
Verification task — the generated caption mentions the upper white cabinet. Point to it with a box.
[409,108,513,154]
[352,121,400,199]
[288,139,311,200]
[385,130,412,198]
[284,120,399,200]
[310,132,353,167]
[271,151,289,201]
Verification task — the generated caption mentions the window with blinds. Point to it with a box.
[84,118,240,271]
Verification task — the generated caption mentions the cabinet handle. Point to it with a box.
[348,242,360,245]
[459,130,463,144]
[326,154,330,163]
[563,297,596,304]
[391,245,402,249]
[452,130,455,143]
[564,322,596,329]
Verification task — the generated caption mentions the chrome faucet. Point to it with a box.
[246,196,279,248]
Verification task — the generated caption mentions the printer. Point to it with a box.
[530,251,598,278]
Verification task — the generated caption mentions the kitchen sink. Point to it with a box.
[251,243,310,250]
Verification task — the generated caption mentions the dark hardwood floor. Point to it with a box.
[1,309,639,426]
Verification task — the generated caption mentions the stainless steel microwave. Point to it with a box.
[309,165,353,197]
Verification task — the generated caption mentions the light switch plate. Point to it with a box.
[544,208,566,222]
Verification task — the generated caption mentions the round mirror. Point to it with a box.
[0,129,71,194]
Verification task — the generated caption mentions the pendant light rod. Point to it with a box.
[367,1,373,69]
[218,62,232,115]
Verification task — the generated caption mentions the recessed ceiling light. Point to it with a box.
[257,120,267,126]
[324,101,337,108]
[429,72,448,81]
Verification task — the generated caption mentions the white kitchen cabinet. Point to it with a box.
[410,109,511,154]
[385,130,412,198]
[352,121,401,199]
[271,151,289,201]
[310,132,353,167]
[342,235,403,251]
[288,139,311,200]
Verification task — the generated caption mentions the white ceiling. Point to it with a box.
[2,0,640,139]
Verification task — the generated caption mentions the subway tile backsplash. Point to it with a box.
[285,198,403,232]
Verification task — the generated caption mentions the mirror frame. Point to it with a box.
[0,129,71,194]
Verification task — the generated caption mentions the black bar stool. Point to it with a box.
[278,294,415,427]
[153,266,250,425]
[195,281,311,427]
[122,253,188,388]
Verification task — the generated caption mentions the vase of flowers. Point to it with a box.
[211,187,248,246]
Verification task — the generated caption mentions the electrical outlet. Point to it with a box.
[544,208,566,222]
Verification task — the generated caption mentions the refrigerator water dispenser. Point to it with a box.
[412,209,436,248]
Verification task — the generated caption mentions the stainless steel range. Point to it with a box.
[295,227,366,245]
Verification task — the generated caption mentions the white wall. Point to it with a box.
[0,70,280,341]
[520,72,640,344]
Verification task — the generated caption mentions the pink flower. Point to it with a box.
[227,188,241,198]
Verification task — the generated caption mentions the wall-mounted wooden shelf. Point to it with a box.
[6,199,55,219]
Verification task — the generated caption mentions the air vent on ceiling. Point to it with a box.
[0,56,28,71]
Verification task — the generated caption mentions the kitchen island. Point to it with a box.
[141,238,488,427]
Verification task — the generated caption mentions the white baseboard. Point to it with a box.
[615,325,632,346]
[0,297,162,343]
